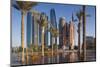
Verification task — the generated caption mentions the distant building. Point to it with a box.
[59,17,65,48]
[65,23,70,49]
[27,12,32,47]
[44,15,49,47]
[59,17,70,49]
[32,11,40,47]
[69,14,75,50]
[86,36,95,49]
[27,11,41,48]
[50,9,57,46]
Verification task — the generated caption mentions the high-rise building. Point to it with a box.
[59,17,70,49]
[44,15,49,47]
[44,25,48,47]
[69,14,75,50]
[27,11,42,48]
[50,8,57,46]
[65,22,70,49]
[59,17,68,49]
[27,12,32,47]
[32,11,40,47]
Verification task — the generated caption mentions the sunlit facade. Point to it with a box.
[69,19,75,50]
[59,17,70,49]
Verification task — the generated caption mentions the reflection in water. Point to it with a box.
[68,52,78,62]
[41,51,78,64]
[15,52,78,64]
[48,57,51,63]
[57,55,59,63]
[11,50,96,65]
[42,56,44,64]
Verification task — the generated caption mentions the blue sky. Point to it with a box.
[12,2,96,47]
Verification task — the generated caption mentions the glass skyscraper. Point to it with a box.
[27,12,32,47]
[50,8,57,46]
[27,11,40,48]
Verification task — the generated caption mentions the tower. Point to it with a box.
[59,17,66,48]
[69,14,75,50]
[27,12,32,47]
[32,11,40,50]
[50,8,57,46]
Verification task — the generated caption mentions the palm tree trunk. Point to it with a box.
[83,6,86,61]
[55,37,57,52]
[78,20,81,60]
[26,48,28,64]
[18,48,20,62]
[21,11,25,64]
[52,36,54,63]
[41,27,45,57]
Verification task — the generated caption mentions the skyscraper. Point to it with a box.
[32,11,40,48]
[50,8,57,46]
[27,11,41,48]
[69,15,75,50]
[27,12,32,47]
[59,17,69,49]
[66,22,70,49]
[44,16,49,47]
[59,17,66,48]
[63,22,70,49]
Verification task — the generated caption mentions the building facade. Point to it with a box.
[69,19,75,50]
[50,9,57,46]
[59,17,70,49]
[27,11,41,48]
[86,36,95,49]
[27,12,32,47]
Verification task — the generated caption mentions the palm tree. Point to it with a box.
[49,27,59,63]
[76,10,83,60]
[82,6,91,61]
[39,13,48,57]
[82,5,86,61]
[26,48,28,64]
[13,1,37,64]
[17,47,20,62]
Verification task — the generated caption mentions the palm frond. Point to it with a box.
[76,10,83,20]
[12,4,20,10]
[16,1,37,11]
[86,14,91,17]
